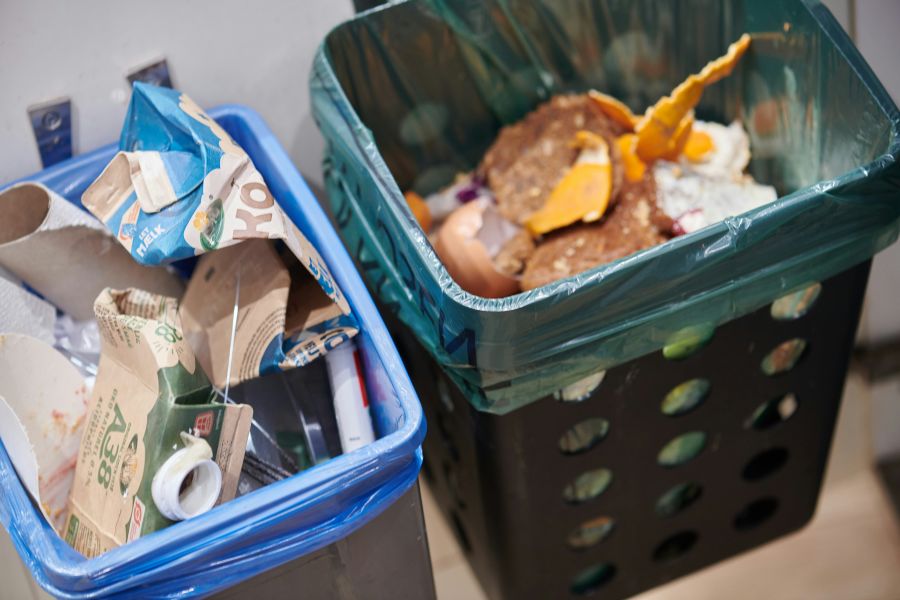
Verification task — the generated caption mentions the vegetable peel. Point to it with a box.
[588,91,640,130]
[635,34,750,162]
[404,190,433,232]
[662,113,696,161]
[525,131,613,236]
[683,130,715,162]
[616,134,647,182]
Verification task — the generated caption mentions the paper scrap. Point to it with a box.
[0,334,88,533]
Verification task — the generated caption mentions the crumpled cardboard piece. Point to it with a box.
[180,239,357,389]
[63,289,252,558]
[82,82,358,375]
[0,334,88,532]
[0,182,184,320]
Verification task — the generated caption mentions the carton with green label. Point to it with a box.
[64,288,252,558]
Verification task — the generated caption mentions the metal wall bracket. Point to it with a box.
[28,97,73,168]
[127,58,173,88]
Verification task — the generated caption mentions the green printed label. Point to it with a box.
[96,401,127,490]
[200,199,224,251]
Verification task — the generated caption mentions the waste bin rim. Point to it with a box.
[0,103,425,597]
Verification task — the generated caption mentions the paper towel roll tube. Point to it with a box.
[0,182,183,320]
[0,275,56,346]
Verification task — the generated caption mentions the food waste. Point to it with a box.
[407,34,777,298]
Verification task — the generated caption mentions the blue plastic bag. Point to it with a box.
[0,105,425,599]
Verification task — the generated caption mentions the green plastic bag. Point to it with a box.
[311,0,900,414]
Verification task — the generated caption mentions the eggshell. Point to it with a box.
[434,200,520,298]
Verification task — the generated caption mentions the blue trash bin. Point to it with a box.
[0,105,429,599]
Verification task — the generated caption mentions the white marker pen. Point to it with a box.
[325,340,375,453]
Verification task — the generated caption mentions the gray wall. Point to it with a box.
[852,1,900,347]
[0,0,354,189]
[851,0,900,461]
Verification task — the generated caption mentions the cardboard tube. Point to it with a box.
[0,182,184,320]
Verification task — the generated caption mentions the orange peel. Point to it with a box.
[616,134,647,182]
[570,130,607,151]
[698,33,752,85]
[404,190,432,232]
[525,131,612,236]
[662,113,696,161]
[683,129,715,162]
[588,90,640,130]
[635,34,750,162]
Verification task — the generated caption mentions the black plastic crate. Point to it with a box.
[396,261,870,599]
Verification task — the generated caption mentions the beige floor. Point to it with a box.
[422,371,900,600]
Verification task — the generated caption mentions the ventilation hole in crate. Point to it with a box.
[662,323,715,360]
[734,497,779,531]
[655,482,703,517]
[559,418,610,455]
[742,447,789,481]
[555,370,606,403]
[566,516,616,551]
[771,283,821,320]
[661,379,710,417]
[449,510,471,554]
[657,432,706,467]
[761,339,807,376]
[563,468,613,504]
[570,562,616,595]
[652,530,698,562]
[746,394,798,431]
